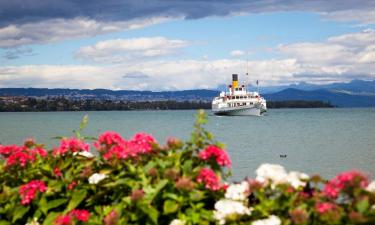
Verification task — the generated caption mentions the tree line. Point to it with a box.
[0,97,334,112]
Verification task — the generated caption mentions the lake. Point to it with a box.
[1,108,374,180]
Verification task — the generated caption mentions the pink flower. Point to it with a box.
[53,137,90,156]
[6,151,32,167]
[55,209,90,225]
[68,181,77,190]
[19,180,47,205]
[323,170,368,198]
[104,210,119,225]
[2,145,47,168]
[199,145,231,167]
[70,209,90,222]
[0,144,22,157]
[94,131,126,151]
[196,168,222,191]
[54,167,62,177]
[55,215,71,225]
[316,202,337,214]
[96,132,156,161]
[128,132,156,154]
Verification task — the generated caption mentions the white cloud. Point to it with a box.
[0,17,172,48]
[75,37,189,63]
[321,9,375,25]
[230,50,245,57]
[1,29,375,90]
[0,59,301,90]
[278,29,375,81]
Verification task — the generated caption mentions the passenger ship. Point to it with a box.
[212,74,267,116]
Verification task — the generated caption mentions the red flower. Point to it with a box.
[68,181,77,190]
[0,144,47,168]
[55,215,71,225]
[196,168,222,191]
[54,167,62,177]
[104,210,119,225]
[323,170,368,198]
[128,132,156,154]
[94,131,126,150]
[96,131,156,161]
[55,209,90,225]
[70,209,90,222]
[0,144,22,157]
[19,180,47,205]
[316,202,336,214]
[199,145,231,167]
[53,137,90,157]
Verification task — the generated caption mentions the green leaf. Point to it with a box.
[182,160,193,174]
[0,221,11,225]
[163,200,179,214]
[147,180,168,203]
[189,190,205,202]
[79,114,89,131]
[12,205,29,222]
[46,198,68,211]
[65,190,87,213]
[356,198,369,214]
[140,205,159,224]
[43,212,59,225]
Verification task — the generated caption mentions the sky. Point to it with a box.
[0,0,375,91]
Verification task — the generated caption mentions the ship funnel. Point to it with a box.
[232,74,238,88]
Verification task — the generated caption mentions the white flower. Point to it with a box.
[366,180,375,192]
[252,215,281,225]
[214,199,252,225]
[256,164,309,189]
[225,181,250,201]
[25,218,39,225]
[73,151,94,158]
[88,173,108,184]
[169,219,185,225]
[256,164,288,185]
[286,171,309,189]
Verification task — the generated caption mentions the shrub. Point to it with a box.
[0,110,374,225]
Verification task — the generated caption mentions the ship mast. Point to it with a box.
[246,51,249,91]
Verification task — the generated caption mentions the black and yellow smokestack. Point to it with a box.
[232,74,238,88]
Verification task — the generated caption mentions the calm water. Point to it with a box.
[1,108,374,180]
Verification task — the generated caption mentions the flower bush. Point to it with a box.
[0,110,374,225]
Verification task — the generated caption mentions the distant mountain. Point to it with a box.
[0,88,219,102]
[1,79,375,107]
[264,88,375,107]
[235,79,375,94]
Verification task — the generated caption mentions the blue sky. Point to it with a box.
[0,0,375,90]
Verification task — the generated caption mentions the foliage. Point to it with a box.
[0,110,374,225]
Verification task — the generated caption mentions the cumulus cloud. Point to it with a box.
[0,59,301,90]
[1,0,375,26]
[0,17,171,48]
[277,29,375,82]
[230,50,245,57]
[76,37,189,63]
[1,29,375,90]
[1,0,375,48]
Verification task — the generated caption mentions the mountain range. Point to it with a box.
[1,80,374,107]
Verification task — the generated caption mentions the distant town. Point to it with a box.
[0,96,334,112]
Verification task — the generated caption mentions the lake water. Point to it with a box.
[1,108,374,180]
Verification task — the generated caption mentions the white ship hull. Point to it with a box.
[212,105,261,116]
